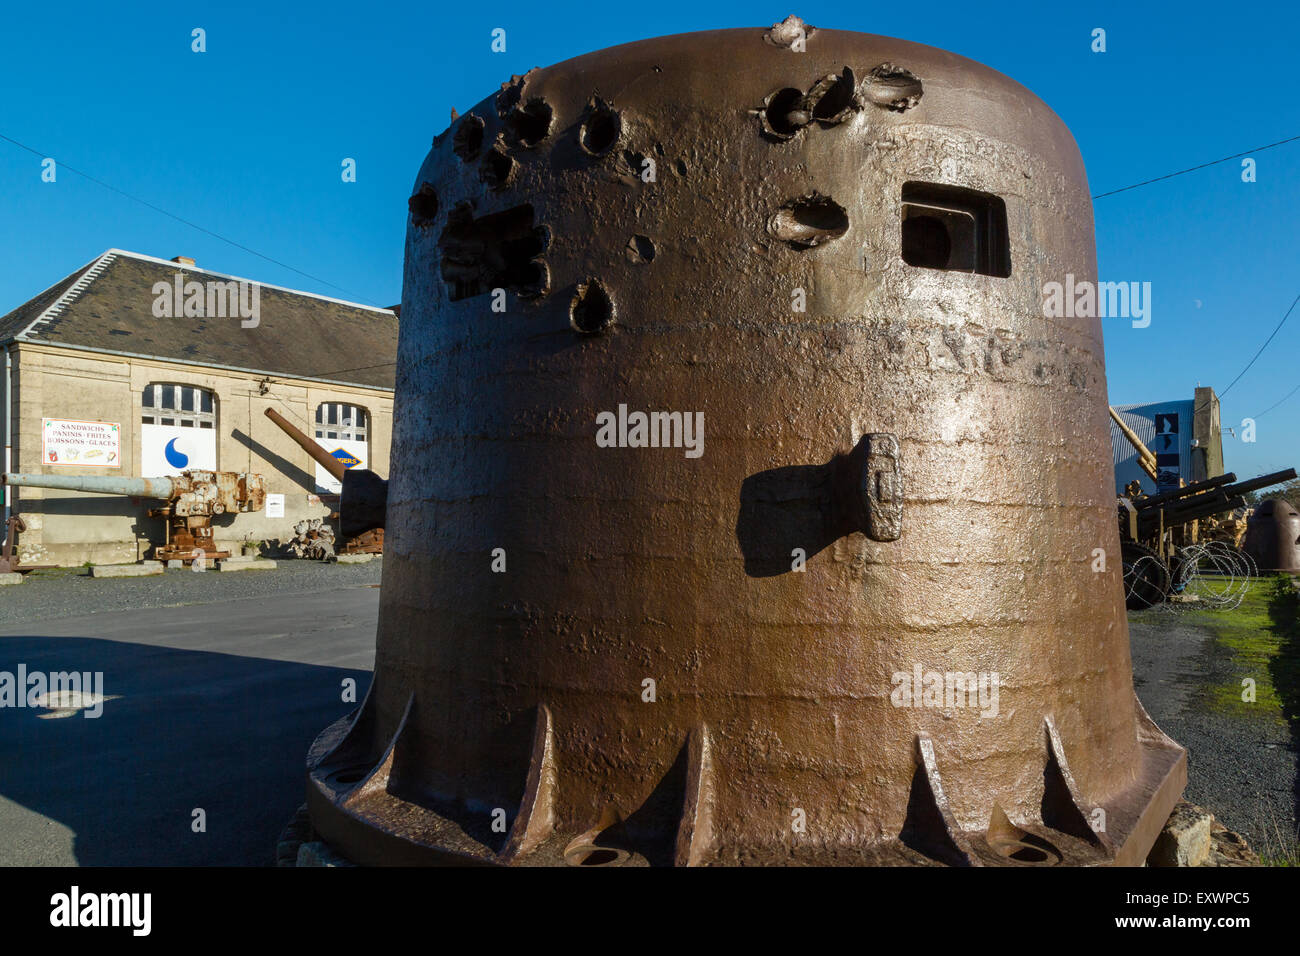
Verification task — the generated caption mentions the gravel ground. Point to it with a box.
[0,559,383,629]
[1128,607,1297,856]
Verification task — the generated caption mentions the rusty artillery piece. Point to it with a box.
[0,516,55,574]
[1110,406,1295,605]
[263,408,386,553]
[302,20,1188,867]
[3,470,265,562]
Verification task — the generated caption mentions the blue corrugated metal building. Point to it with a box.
[1110,390,1222,495]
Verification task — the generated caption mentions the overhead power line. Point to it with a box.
[0,131,380,305]
[1254,381,1300,419]
[1092,133,1300,199]
[1217,293,1300,399]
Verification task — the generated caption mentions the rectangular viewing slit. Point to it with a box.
[901,182,1010,278]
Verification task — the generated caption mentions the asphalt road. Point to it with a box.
[1129,609,1297,856]
[0,565,378,866]
[3,560,1293,866]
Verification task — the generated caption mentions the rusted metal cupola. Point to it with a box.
[1244,498,1300,572]
[304,19,1186,866]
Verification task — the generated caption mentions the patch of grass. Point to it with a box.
[1256,800,1300,867]
[1185,575,1300,727]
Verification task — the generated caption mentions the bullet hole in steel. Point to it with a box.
[675,159,688,176]
[506,98,553,148]
[453,115,486,161]
[864,63,924,111]
[763,87,809,139]
[496,73,527,116]
[760,67,855,140]
[480,144,517,190]
[580,101,622,156]
[809,67,856,123]
[570,278,615,333]
[769,195,849,249]
[654,142,665,156]
[514,257,550,300]
[439,203,551,301]
[407,183,439,226]
[625,235,655,263]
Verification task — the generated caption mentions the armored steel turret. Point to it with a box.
[303,21,1188,867]
[1243,498,1300,572]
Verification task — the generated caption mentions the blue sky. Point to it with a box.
[1,0,1296,476]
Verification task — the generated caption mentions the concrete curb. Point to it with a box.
[90,564,164,578]
[216,558,278,572]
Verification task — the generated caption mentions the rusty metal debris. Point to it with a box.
[304,24,1190,867]
[288,517,336,561]
[0,516,54,574]
[4,470,265,562]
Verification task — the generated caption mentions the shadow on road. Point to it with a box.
[0,635,369,866]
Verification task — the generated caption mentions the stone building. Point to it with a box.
[0,249,396,566]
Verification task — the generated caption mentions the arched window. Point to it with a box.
[141,383,218,474]
[315,403,368,442]
[142,383,216,429]
[312,402,370,493]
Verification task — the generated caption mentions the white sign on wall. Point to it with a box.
[42,418,121,467]
[265,493,285,518]
[141,424,217,477]
[314,439,367,494]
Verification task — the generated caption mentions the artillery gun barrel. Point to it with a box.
[1132,472,1237,510]
[1108,407,1158,480]
[263,407,388,537]
[1133,469,1296,535]
[3,472,175,499]
[264,408,347,482]
[1220,468,1297,500]
[1138,491,1233,532]
[1155,495,1249,531]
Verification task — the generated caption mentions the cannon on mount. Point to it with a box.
[3,470,265,562]
[1118,468,1297,606]
[262,408,387,551]
[1109,404,1296,606]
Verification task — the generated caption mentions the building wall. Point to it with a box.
[1192,386,1224,482]
[1110,400,1196,496]
[7,343,392,566]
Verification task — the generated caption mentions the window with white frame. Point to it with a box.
[142,383,216,428]
[315,403,369,442]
